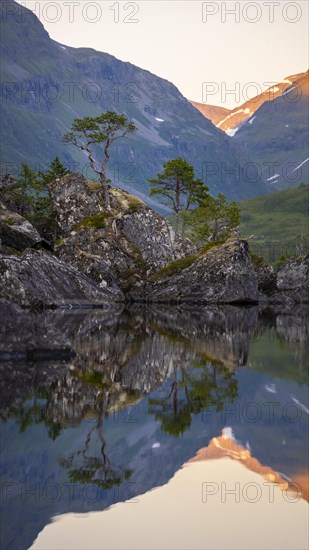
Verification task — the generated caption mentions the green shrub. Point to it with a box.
[74,212,109,230]
[250,251,265,268]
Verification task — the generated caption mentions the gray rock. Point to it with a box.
[130,239,259,304]
[54,183,194,292]
[49,173,103,235]
[0,203,42,251]
[0,249,124,308]
[0,174,15,191]
[268,256,309,304]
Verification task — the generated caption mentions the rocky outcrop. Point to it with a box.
[254,263,276,295]
[0,203,42,251]
[51,175,194,291]
[268,256,309,304]
[130,239,259,304]
[49,173,102,235]
[1,172,306,307]
[0,249,124,308]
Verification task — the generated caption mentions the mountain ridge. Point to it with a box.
[190,71,307,133]
[0,0,269,201]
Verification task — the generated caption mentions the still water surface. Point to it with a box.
[1,305,308,549]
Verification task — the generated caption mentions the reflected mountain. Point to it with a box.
[0,304,308,550]
[189,427,308,501]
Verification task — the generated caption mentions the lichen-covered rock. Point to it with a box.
[0,174,15,191]
[0,203,42,251]
[49,173,103,235]
[253,262,276,301]
[0,249,124,307]
[268,256,309,304]
[54,182,195,291]
[130,239,259,304]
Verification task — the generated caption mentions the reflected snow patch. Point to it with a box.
[291,397,309,415]
[222,427,234,440]
[265,384,277,394]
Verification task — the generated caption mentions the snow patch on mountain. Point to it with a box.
[265,384,277,394]
[226,127,239,137]
[287,157,309,175]
[267,174,280,181]
[216,109,244,128]
[291,396,309,415]
[282,86,297,96]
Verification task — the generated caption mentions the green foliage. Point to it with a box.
[63,111,136,207]
[250,251,265,268]
[149,157,209,231]
[276,254,288,269]
[74,212,110,230]
[5,164,40,216]
[148,361,238,437]
[126,197,143,213]
[38,156,70,185]
[186,193,240,244]
[12,395,63,441]
[150,254,198,281]
[1,159,71,241]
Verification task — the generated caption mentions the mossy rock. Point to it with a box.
[74,212,110,231]
[150,254,199,281]
[86,180,101,193]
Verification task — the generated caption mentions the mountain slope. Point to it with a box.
[239,184,309,260]
[0,0,268,201]
[235,71,309,190]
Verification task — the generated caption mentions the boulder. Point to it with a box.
[268,256,309,304]
[0,203,42,251]
[49,173,103,235]
[130,239,259,304]
[53,181,195,291]
[0,249,124,308]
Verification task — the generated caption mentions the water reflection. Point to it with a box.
[0,303,308,550]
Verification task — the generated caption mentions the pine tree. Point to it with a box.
[38,156,70,185]
[149,157,209,233]
[63,112,136,209]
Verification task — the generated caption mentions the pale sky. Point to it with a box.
[17,0,309,108]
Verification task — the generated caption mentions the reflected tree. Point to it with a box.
[11,388,63,441]
[59,391,132,489]
[148,359,238,436]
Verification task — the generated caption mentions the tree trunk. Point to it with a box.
[175,211,179,234]
[101,182,110,210]
[181,214,186,240]
[99,172,110,210]
[175,180,180,234]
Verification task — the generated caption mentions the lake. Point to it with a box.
[0,304,308,549]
